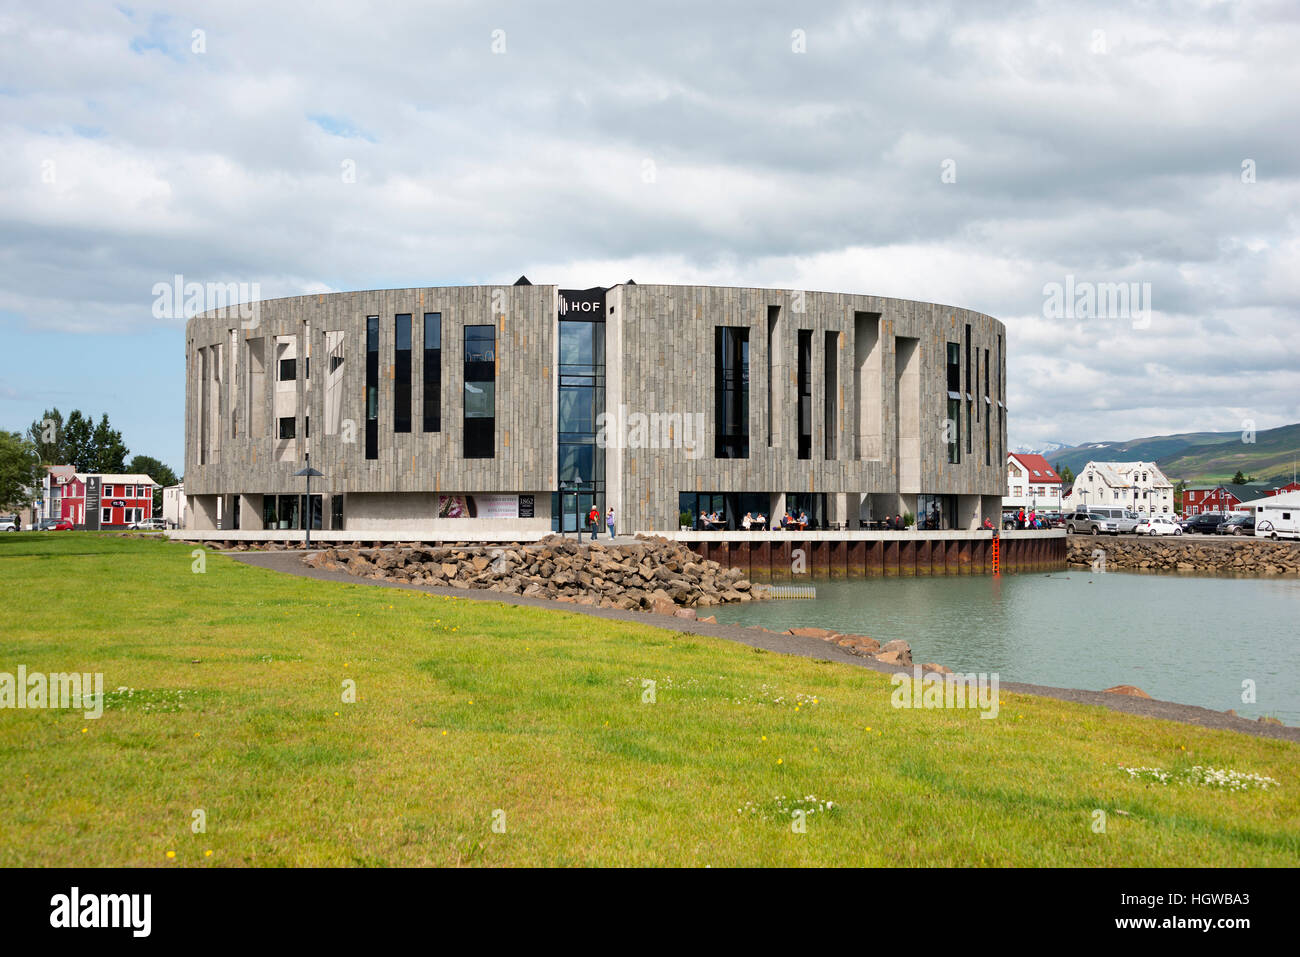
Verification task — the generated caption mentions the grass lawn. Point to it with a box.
[1,532,1296,867]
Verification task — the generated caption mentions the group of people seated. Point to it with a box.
[697,510,727,529]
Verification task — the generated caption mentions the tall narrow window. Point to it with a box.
[964,323,972,456]
[423,312,441,432]
[365,315,379,460]
[984,347,991,465]
[946,340,961,465]
[464,325,495,458]
[394,313,411,433]
[948,397,961,464]
[797,330,812,459]
[824,331,837,460]
[714,326,749,458]
[766,306,779,448]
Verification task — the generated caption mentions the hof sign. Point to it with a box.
[558,287,606,319]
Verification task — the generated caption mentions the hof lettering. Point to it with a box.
[558,287,606,318]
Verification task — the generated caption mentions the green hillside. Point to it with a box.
[1046,424,1300,485]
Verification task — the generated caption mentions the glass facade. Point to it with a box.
[365,316,379,460]
[713,326,749,458]
[463,325,495,458]
[553,318,605,531]
[946,341,961,464]
[423,312,441,432]
[394,313,412,433]
[678,491,770,531]
[797,330,812,459]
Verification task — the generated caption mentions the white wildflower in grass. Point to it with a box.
[627,676,820,709]
[1119,765,1279,791]
[739,794,840,822]
[103,688,197,714]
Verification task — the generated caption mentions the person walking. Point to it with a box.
[606,506,616,540]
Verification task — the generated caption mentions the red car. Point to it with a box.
[38,518,74,531]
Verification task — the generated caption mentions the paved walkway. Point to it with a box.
[228,549,1298,742]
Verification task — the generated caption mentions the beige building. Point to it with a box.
[1063,461,1174,514]
[184,282,1008,536]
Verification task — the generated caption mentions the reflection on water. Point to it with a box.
[711,571,1300,722]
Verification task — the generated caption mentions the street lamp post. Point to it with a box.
[293,454,325,547]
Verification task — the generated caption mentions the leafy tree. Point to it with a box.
[1232,470,1246,485]
[127,454,178,513]
[26,408,130,473]
[26,408,67,465]
[1056,463,1075,485]
[0,431,41,512]
[90,415,129,472]
[62,410,94,472]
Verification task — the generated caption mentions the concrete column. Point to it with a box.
[189,495,219,530]
[239,494,263,530]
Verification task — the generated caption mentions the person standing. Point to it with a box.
[606,506,616,540]
[587,504,601,541]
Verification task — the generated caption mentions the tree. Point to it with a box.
[90,415,129,472]
[62,410,94,472]
[127,454,178,513]
[1056,463,1075,485]
[0,431,41,512]
[26,408,130,473]
[26,408,67,465]
[1232,470,1246,485]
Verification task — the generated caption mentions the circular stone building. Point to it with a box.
[184,281,1007,538]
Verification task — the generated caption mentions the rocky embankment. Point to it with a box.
[774,627,947,672]
[303,534,769,614]
[1066,536,1300,575]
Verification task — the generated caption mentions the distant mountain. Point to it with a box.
[1043,424,1300,485]
[1013,440,1070,456]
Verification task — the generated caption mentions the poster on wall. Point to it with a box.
[437,494,523,519]
[518,495,534,518]
[437,495,473,518]
[472,494,520,519]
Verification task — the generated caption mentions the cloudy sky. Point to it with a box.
[2,0,1298,470]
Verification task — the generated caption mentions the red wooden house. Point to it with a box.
[54,473,157,529]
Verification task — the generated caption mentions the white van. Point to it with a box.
[1084,506,1142,534]
[1255,503,1300,540]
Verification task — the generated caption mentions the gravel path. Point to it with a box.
[228,549,1299,743]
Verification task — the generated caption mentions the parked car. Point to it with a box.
[1216,514,1255,536]
[1183,512,1228,535]
[1135,515,1182,536]
[37,518,74,531]
[0,515,17,531]
[129,517,168,530]
[1066,511,1119,535]
[1078,506,1142,533]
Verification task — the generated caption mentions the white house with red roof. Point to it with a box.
[1005,453,1064,512]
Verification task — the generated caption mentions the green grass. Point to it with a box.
[1,532,1296,866]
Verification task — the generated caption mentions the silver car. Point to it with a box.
[1066,511,1119,535]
